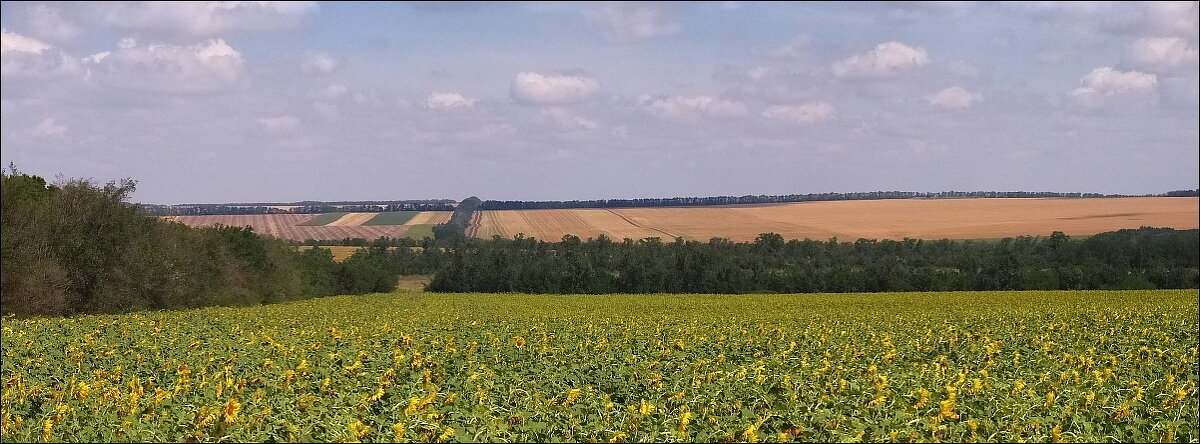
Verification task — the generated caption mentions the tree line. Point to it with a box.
[420,229,1197,293]
[432,196,482,241]
[480,190,1159,210]
[0,170,406,317]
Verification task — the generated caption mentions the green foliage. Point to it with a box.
[426,229,1199,293]
[0,170,345,317]
[361,211,419,226]
[297,212,350,226]
[1,290,1195,442]
[433,197,481,242]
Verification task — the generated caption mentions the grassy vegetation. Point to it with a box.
[2,290,1195,442]
[402,223,436,240]
[296,212,349,226]
[363,211,419,226]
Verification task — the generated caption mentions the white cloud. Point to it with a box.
[257,115,300,133]
[1070,67,1158,106]
[639,94,748,120]
[760,102,835,124]
[85,38,245,94]
[1,28,79,78]
[29,118,67,138]
[424,92,477,110]
[587,2,680,42]
[1127,37,1199,74]
[93,2,318,38]
[300,51,338,75]
[511,72,600,105]
[1,28,52,54]
[832,41,930,79]
[545,108,600,131]
[926,86,983,109]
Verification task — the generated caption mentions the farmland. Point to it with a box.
[2,290,1195,442]
[474,197,1200,242]
[169,212,452,242]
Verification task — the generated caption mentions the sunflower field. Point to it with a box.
[2,290,1196,442]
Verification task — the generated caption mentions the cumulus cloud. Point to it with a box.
[832,41,930,79]
[545,108,600,131]
[85,38,245,94]
[29,118,67,138]
[1,28,79,78]
[1,28,52,53]
[587,2,680,42]
[638,94,748,121]
[92,1,318,39]
[1127,37,1199,74]
[760,102,835,124]
[424,92,477,110]
[926,87,983,109]
[300,51,338,75]
[257,115,300,133]
[511,72,600,105]
[1070,67,1158,106]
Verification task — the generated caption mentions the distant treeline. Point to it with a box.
[1166,189,1200,197]
[420,228,1198,293]
[0,170,409,317]
[302,226,1199,294]
[141,201,456,216]
[481,190,1176,210]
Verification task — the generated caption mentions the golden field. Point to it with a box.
[168,211,452,241]
[473,197,1199,241]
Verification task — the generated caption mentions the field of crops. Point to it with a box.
[2,290,1196,442]
[170,212,451,242]
[474,197,1200,242]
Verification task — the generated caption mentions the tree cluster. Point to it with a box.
[425,229,1198,293]
[432,196,482,241]
[0,170,400,317]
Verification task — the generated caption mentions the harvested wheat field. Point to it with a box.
[407,211,452,225]
[324,212,378,226]
[473,197,1199,242]
[169,214,412,241]
[170,211,452,241]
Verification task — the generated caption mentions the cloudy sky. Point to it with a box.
[2,2,1197,204]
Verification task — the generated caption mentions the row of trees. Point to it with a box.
[421,228,1198,293]
[0,170,401,317]
[432,196,482,241]
[481,190,1157,210]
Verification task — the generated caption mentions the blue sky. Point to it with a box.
[2,2,1197,204]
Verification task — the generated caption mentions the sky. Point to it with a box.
[1,2,1197,205]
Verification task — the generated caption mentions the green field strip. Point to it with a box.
[362,211,419,226]
[402,224,435,239]
[297,212,349,226]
